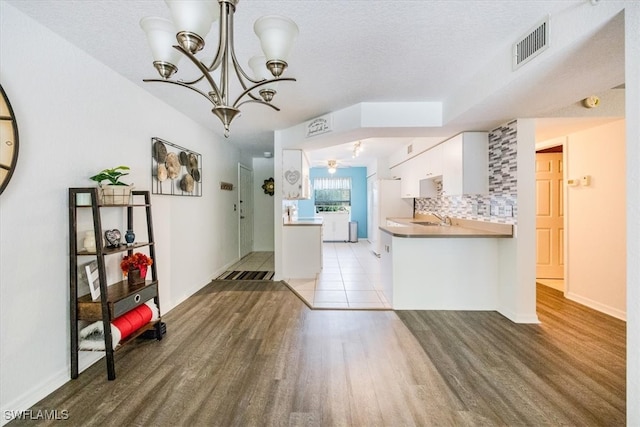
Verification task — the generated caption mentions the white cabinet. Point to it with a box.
[397,144,444,198]
[282,149,311,200]
[318,211,350,241]
[423,144,443,179]
[283,224,322,278]
[399,160,420,198]
[390,132,488,199]
[441,132,488,196]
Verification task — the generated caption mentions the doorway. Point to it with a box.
[238,164,254,259]
[535,147,564,291]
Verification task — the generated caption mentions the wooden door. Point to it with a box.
[536,152,564,278]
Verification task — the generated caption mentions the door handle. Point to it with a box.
[240,216,245,219]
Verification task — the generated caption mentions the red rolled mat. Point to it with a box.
[111,303,152,340]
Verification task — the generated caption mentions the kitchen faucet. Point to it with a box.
[430,212,452,226]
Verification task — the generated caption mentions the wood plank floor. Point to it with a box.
[11,283,625,426]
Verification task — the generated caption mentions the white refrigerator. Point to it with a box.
[367,179,414,256]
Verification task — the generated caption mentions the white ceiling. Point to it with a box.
[6,0,625,165]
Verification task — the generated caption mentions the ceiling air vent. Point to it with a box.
[513,17,549,70]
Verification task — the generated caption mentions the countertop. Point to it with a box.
[380,216,513,238]
[283,217,324,226]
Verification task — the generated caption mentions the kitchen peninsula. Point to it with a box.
[379,216,513,310]
[282,217,323,279]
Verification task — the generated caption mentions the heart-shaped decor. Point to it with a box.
[104,229,121,247]
[284,169,300,185]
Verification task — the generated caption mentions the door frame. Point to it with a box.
[238,163,254,259]
[535,137,567,293]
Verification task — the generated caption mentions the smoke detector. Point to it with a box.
[583,96,600,108]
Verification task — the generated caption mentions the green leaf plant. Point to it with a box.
[89,166,131,186]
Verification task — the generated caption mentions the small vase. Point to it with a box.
[125,229,135,246]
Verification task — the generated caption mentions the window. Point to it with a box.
[314,177,351,210]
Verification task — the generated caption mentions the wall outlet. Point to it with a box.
[490,205,499,216]
[505,205,513,217]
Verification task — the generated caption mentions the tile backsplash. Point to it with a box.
[415,121,518,224]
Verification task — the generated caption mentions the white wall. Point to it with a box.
[625,5,640,424]
[252,157,275,251]
[497,119,539,323]
[0,3,240,418]
[565,120,626,319]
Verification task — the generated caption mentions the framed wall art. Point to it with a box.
[151,137,202,196]
[83,260,100,301]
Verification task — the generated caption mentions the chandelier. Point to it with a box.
[140,0,299,137]
[352,141,362,158]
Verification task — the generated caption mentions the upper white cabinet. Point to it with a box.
[441,132,488,196]
[282,149,311,200]
[390,132,488,199]
[397,143,443,198]
[399,160,420,198]
[418,143,443,180]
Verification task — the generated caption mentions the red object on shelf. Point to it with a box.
[112,303,152,340]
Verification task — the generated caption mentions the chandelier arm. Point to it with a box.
[142,78,216,105]
[173,44,223,105]
[230,47,261,86]
[231,77,296,108]
[235,99,281,111]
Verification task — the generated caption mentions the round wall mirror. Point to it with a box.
[0,84,19,195]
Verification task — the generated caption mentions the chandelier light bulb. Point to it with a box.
[254,15,299,77]
[140,17,181,79]
[249,55,278,102]
[165,0,218,53]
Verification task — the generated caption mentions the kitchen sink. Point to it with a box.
[411,221,442,226]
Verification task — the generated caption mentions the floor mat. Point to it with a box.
[216,271,275,281]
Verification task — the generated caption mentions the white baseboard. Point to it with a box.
[2,259,242,426]
[498,306,541,324]
[565,291,627,321]
[0,341,110,426]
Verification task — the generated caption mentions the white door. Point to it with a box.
[238,164,253,258]
[536,152,564,279]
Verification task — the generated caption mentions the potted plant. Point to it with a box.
[120,252,153,285]
[89,166,133,204]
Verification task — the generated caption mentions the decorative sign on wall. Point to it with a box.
[220,182,234,191]
[305,114,332,138]
[151,137,202,197]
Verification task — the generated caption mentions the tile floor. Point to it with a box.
[286,241,391,310]
[228,242,390,310]
[227,251,274,272]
